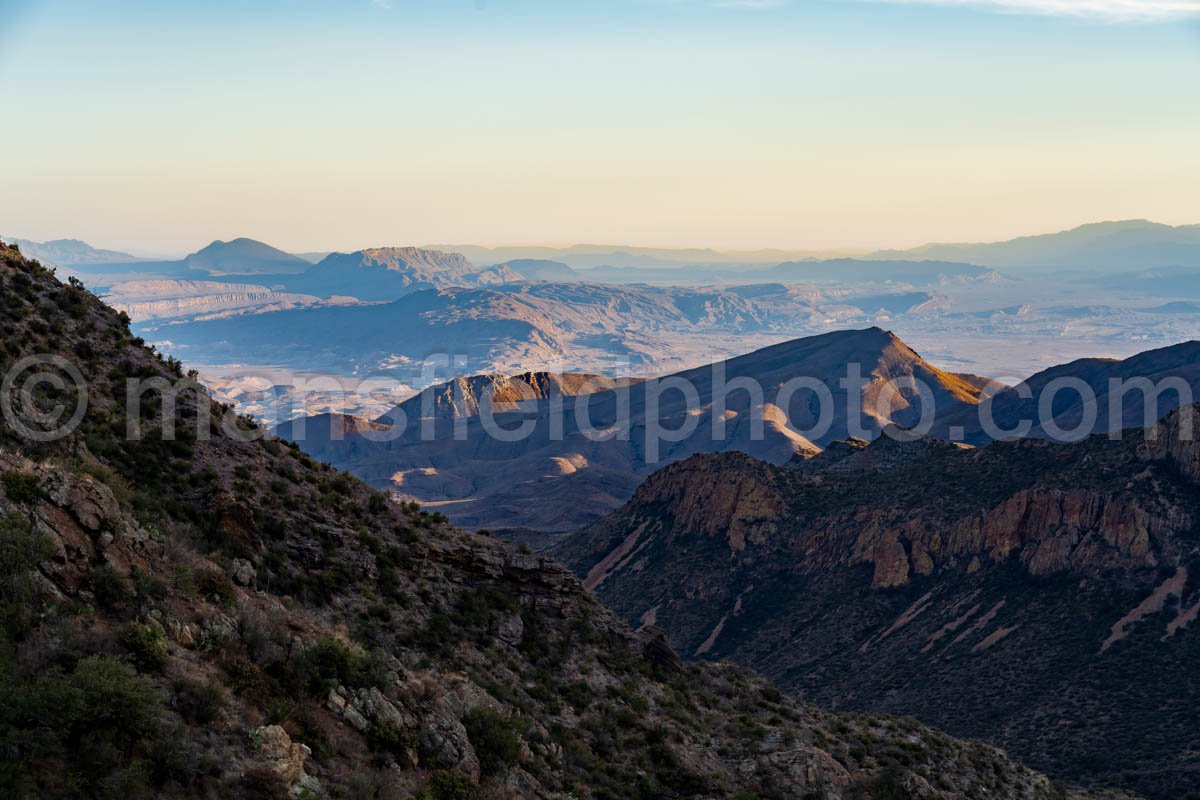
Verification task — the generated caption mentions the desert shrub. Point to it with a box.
[172,563,196,594]
[120,622,168,671]
[298,637,387,694]
[91,564,134,609]
[0,655,162,797]
[221,654,283,706]
[290,710,334,762]
[368,718,418,758]
[0,512,53,606]
[1,472,44,504]
[194,568,235,604]
[463,707,521,776]
[175,677,226,724]
[416,770,484,800]
[870,764,903,800]
[195,622,229,653]
[415,584,521,656]
[238,765,291,800]
[130,566,168,602]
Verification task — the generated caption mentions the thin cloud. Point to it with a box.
[711,0,787,8]
[663,0,788,9]
[873,0,1200,20]
[671,0,1200,17]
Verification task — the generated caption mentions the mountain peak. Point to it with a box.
[184,237,309,275]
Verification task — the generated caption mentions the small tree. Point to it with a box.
[463,707,521,776]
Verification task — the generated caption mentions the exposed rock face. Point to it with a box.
[42,466,122,533]
[623,452,784,553]
[871,536,910,588]
[106,279,327,322]
[1140,403,1200,481]
[254,725,312,788]
[557,420,1200,800]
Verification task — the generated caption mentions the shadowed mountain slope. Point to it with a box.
[488,259,580,281]
[276,328,991,532]
[283,247,487,301]
[932,339,1200,445]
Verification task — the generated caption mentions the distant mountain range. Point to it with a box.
[768,258,988,284]
[491,259,581,281]
[872,219,1200,272]
[438,221,1200,275]
[148,282,948,384]
[276,247,520,301]
[426,243,861,269]
[5,236,142,266]
[58,235,991,293]
[16,219,1200,279]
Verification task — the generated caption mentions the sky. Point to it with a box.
[1,0,1198,255]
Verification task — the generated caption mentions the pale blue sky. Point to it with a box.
[1,0,1198,254]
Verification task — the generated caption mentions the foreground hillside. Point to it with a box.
[0,243,1123,797]
[555,417,1200,799]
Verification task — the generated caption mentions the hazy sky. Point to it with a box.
[1,0,1198,255]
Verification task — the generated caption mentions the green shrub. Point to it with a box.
[0,655,161,797]
[0,510,52,642]
[0,512,53,605]
[195,622,229,652]
[175,678,226,724]
[131,566,168,602]
[194,568,235,604]
[463,707,522,776]
[120,622,168,671]
[1,472,44,505]
[222,654,283,706]
[172,563,196,594]
[368,718,417,758]
[416,770,484,800]
[299,637,387,694]
[91,564,133,608]
[871,764,903,800]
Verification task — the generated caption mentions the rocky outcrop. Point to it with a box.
[1140,403,1200,482]
[253,725,312,789]
[623,452,784,552]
